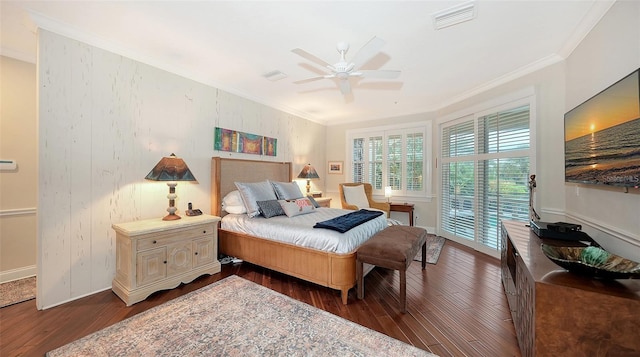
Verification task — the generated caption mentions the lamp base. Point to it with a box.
[163,182,180,221]
[162,213,181,221]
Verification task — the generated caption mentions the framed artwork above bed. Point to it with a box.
[214,127,277,156]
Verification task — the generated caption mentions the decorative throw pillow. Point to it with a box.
[306,195,320,208]
[342,185,370,209]
[270,181,304,200]
[256,200,285,218]
[222,190,247,214]
[235,181,278,218]
[279,198,316,217]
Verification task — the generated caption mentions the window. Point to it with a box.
[440,102,533,254]
[347,122,431,198]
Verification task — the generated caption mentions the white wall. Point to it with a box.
[37,30,325,309]
[0,56,37,282]
[563,0,640,260]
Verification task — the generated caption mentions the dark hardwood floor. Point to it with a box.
[0,239,521,357]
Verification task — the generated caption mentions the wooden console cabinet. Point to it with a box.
[501,220,640,356]
[112,214,221,306]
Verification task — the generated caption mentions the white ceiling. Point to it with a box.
[1,1,614,125]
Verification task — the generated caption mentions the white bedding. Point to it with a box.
[221,208,388,254]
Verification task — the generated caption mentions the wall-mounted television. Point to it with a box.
[564,68,640,188]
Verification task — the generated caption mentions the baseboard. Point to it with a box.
[39,286,112,310]
[0,265,36,284]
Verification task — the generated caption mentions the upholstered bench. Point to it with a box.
[356,225,428,312]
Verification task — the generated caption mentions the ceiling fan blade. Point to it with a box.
[292,48,332,69]
[351,69,401,79]
[339,79,351,95]
[293,74,336,84]
[350,36,385,69]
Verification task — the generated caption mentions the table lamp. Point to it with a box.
[385,186,392,203]
[145,153,197,220]
[297,163,319,194]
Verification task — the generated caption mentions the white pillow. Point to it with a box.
[279,198,316,217]
[221,190,247,214]
[270,180,304,200]
[235,181,277,218]
[222,190,244,206]
[222,205,247,215]
[343,185,370,209]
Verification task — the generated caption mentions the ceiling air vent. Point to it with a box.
[432,1,476,30]
[263,70,287,81]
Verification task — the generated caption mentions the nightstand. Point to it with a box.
[112,214,221,306]
[315,197,332,208]
[389,203,415,226]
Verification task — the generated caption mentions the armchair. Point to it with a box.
[339,183,390,217]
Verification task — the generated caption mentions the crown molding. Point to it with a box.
[0,47,36,63]
[557,0,617,58]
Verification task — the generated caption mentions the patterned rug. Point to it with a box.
[46,275,437,356]
[0,276,36,308]
[414,235,446,264]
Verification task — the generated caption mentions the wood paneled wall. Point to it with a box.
[37,30,325,309]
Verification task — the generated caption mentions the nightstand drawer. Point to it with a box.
[137,225,215,251]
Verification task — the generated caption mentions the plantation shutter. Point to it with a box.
[352,137,365,182]
[368,136,383,189]
[476,106,530,249]
[440,104,531,251]
[406,132,424,192]
[441,119,476,241]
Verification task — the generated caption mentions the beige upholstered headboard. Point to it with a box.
[210,157,292,217]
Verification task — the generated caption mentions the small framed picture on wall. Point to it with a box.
[328,161,343,174]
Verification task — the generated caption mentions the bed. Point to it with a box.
[210,157,384,304]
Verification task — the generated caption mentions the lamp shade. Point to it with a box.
[297,164,319,180]
[145,153,197,182]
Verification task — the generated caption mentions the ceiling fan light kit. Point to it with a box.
[292,36,401,95]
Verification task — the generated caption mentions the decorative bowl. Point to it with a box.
[541,244,640,279]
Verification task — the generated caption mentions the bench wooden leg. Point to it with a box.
[340,289,349,305]
[421,240,427,270]
[356,259,364,300]
[400,269,407,313]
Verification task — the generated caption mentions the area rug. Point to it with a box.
[0,276,36,308]
[46,275,436,356]
[414,235,446,264]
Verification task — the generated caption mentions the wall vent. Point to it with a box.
[263,70,287,81]
[432,1,476,30]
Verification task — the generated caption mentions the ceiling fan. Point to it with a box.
[292,36,401,95]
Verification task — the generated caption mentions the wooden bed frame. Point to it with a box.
[210,157,367,304]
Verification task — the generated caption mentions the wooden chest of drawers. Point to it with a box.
[112,214,221,306]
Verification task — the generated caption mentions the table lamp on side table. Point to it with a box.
[145,153,197,221]
[297,163,319,195]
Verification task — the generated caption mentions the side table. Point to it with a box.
[112,214,221,306]
[315,197,332,208]
[389,203,415,226]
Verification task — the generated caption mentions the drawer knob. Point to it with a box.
[194,252,199,256]
[163,260,167,264]
[203,230,207,234]
[153,240,157,244]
